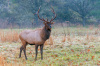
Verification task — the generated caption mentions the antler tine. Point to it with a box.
[37,7,41,20]
[51,7,55,14]
[37,7,48,22]
[50,7,56,22]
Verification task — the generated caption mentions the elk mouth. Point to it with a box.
[47,28,51,31]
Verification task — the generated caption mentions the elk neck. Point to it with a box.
[41,26,51,41]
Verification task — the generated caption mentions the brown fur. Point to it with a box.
[19,26,50,45]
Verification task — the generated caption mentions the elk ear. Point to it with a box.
[51,22,55,24]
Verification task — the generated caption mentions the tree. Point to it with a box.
[68,0,96,26]
[0,0,100,28]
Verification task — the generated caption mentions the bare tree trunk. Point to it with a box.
[82,17,86,26]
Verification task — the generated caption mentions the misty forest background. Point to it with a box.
[0,0,100,28]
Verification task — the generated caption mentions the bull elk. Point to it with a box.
[19,7,56,60]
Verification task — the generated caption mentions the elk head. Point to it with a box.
[37,7,56,31]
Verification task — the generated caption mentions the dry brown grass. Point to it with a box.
[67,35,71,42]
[86,33,98,42]
[0,55,25,66]
[0,30,19,43]
[0,56,6,65]
[86,33,89,40]
[0,55,13,66]
[94,29,99,35]
[0,26,100,66]
[62,35,66,42]
[89,25,94,30]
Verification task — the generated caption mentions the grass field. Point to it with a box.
[0,26,100,66]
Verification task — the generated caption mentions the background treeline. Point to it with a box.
[0,0,100,28]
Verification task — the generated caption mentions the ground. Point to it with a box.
[0,26,100,66]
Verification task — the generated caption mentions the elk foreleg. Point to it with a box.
[35,45,38,61]
[40,44,44,60]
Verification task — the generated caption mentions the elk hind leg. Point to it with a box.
[23,44,27,60]
[35,45,38,61]
[19,46,23,58]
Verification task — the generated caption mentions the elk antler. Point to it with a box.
[50,7,56,22]
[37,7,48,22]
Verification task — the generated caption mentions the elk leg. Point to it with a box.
[40,44,44,60]
[19,46,23,58]
[23,48,27,60]
[35,45,38,61]
[23,45,27,60]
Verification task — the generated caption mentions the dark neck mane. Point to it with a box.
[41,26,51,41]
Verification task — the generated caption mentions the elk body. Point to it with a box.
[19,7,56,60]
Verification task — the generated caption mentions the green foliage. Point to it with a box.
[0,0,100,28]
